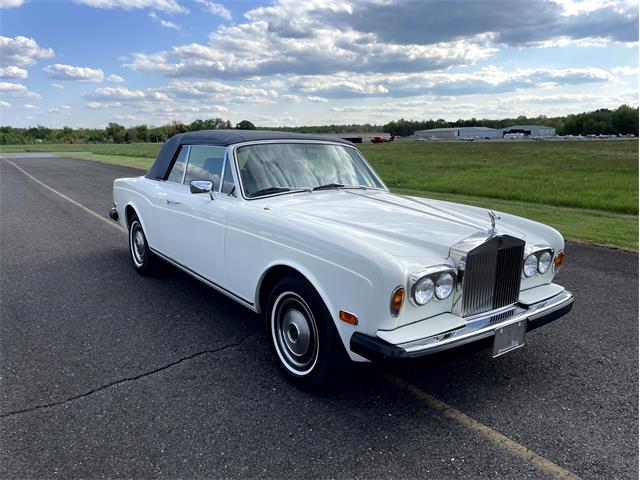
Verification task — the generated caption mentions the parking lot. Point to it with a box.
[1,154,637,479]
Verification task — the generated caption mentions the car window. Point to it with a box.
[221,157,236,196]
[184,146,225,189]
[166,146,189,183]
[236,143,385,197]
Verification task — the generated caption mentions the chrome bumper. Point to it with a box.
[350,289,574,361]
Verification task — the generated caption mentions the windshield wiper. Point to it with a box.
[249,187,308,198]
[312,183,368,191]
[312,183,345,191]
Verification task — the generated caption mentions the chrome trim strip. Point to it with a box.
[392,290,573,354]
[180,145,191,185]
[149,247,254,307]
[218,150,227,193]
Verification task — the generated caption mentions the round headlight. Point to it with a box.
[413,276,434,305]
[435,272,455,299]
[538,251,552,274]
[523,254,537,277]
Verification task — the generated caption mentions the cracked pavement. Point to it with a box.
[0,155,637,479]
[0,331,259,419]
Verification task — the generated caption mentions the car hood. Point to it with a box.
[263,190,530,258]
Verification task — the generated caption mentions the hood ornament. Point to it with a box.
[488,210,500,236]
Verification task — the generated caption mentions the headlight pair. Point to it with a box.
[523,248,554,278]
[410,268,456,306]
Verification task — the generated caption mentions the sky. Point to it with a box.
[0,0,638,128]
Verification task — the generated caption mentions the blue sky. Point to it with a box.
[0,0,638,128]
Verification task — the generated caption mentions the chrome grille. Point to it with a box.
[461,235,524,317]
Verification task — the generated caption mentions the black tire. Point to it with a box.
[128,213,156,275]
[266,277,349,389]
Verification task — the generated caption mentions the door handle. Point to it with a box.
[166,199,181,205]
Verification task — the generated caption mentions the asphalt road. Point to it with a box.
[1,154,637,479]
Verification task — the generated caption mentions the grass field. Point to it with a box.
[2,140,637,251]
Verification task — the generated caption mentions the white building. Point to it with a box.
[501,125,556,137]
[414,126,499,140]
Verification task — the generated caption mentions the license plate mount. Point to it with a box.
[492,320,526,358]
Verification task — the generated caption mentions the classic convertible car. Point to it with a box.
[110,130,574,386]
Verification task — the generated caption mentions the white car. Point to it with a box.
[110,130,574,387]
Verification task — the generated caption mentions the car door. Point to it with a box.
[160,145,231,287]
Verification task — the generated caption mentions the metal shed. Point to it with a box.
[501,125,556,138]
[414,126,499,140]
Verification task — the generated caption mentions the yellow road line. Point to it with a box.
[386,373,581,479]
[4,157,581,480]
[4,159,125,233]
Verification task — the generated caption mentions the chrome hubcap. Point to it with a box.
[130,222,146,266]
[272,293,318,374]
[282,309,311,357]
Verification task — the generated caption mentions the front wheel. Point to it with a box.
[267,277,348,388]
[128,213,157,275]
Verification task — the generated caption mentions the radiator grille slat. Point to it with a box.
[461,236,524,317]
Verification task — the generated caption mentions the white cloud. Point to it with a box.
[0,0,25,8]
[43,64,105,82]
[612,66,640,76]
[87,86,146,101]
[23,104,38,109]
[154,79,275,104]
[125,2,495,80]
[327,0,638,46]
[51,83,64,89]
[107,74,125,83]
[47,105,72,114]
[125,0,638,86]
[149,12,181,30]
[148,91,171,102]
[111,114,137,121]
[291,66,615,98]
[0,100,10,108]
[497,92,639,107]
[278,94,302,103]
[306,96,328,103]
[73,0,187,14]
[0,81,40,98]
[0,36,54,67]
[194,0,231,20]
[86,101,123,109]
[0,65,27,79]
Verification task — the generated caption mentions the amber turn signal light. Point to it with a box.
[554,251,566,272]
[339,310,358,325]
[390,287,405,317]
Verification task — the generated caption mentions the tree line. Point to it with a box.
[0,105,636,145]
[380,105,639,137]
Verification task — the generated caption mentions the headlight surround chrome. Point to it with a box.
[409,266,457,306]
[523,246,555,278]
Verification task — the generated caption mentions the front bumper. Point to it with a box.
[350,289,574,361]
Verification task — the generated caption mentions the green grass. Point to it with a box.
[359,141,638,215]
[2,140,637,251]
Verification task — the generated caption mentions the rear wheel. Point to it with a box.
[267,277,348,388]
[128,213,156,275]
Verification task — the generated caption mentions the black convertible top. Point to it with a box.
[145,130,353,180]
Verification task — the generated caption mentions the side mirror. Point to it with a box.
[190,180,214,200]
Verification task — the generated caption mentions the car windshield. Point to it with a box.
[235,143,385,198]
